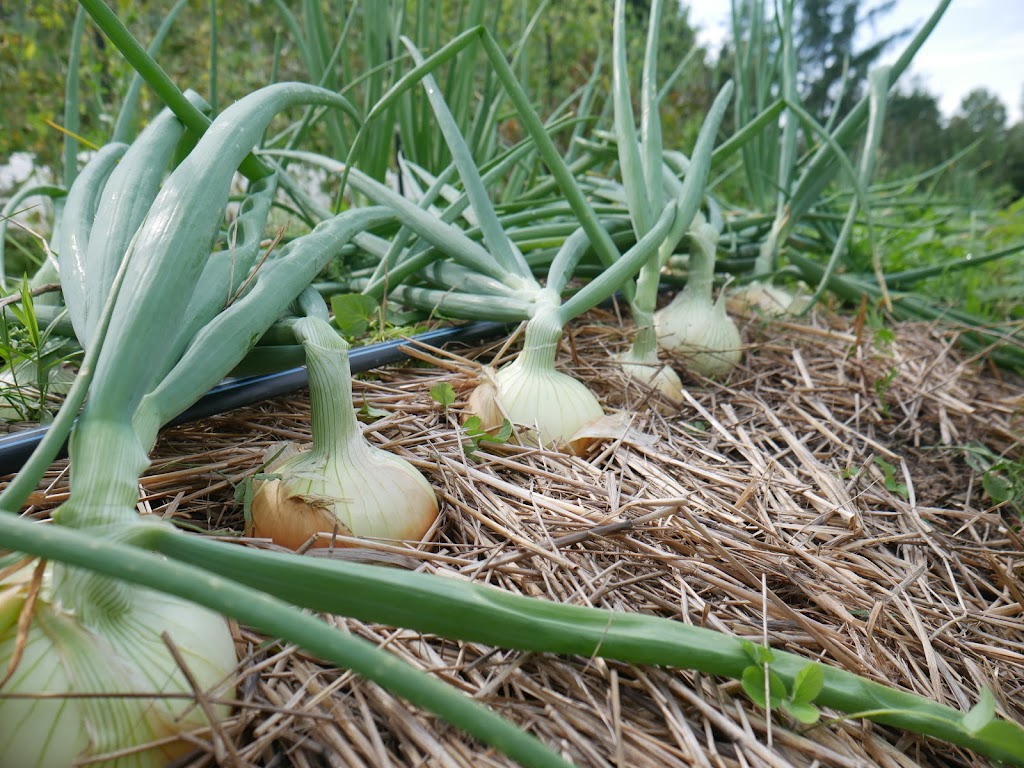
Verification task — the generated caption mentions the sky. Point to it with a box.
[685,0,1024,124]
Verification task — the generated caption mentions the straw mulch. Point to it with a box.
[15,305,1024,768]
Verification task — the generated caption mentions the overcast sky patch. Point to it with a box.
[685,0,1024,123]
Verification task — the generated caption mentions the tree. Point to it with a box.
[1005,121,1024,197]
[879,83,948,172]
[793,0,909,119]
[951,88,1007,138]
[947,88,1009,189]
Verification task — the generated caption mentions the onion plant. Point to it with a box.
[3,2,1024,767]
[273,146,675,451]
[3,511,1023,767]
[607,0,740,385]
[268,31,684,450]
[247,310,440,549]
[0,10,579,763]
[0,0,189,416]
[3,79,560,766]
[731,0,953,307]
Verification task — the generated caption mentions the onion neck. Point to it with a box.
[293,316,360,460]
[518,301,565,374]
[754,216,785,277]
[49,419,146,622]
[686,217,718,301]
[628,302,658,361]
[59,426,146,529]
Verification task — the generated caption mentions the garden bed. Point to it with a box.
[11,308,1023,767]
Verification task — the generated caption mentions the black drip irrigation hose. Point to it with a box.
[0,320,511,477]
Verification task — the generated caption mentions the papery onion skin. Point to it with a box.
[0,564,236,768]
[246,317,439,550]
[249,444,439,548]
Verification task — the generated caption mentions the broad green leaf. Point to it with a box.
[358,400,389,420]
[741,665,786,709]
[331,293,379,337]
[982,472,1013,504]
[791,662,825,704]
[782,700,821,725]
[492,418,514,443]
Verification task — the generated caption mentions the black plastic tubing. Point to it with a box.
[0,320,510,477]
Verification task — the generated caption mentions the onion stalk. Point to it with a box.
[4,516,1023,768]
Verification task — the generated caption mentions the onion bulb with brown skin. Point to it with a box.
[247,317,438,549]
[466,300,604,453]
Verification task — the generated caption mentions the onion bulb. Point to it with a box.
[247,317,438,548]
[615,345,685,404]
[654,217,742,378]
[0,560,236,768]
[466,306,604,452]
[728,280,809,317]
[654,290,742,378]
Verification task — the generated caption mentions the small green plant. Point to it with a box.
[461,415,513,460]
[873,455,909,498]
[330,292,427,343]
[0,280,78,422]
[962,443,1024,516]
[866,305,896,348]
[429,382,511,458]
[740,641,825,725]
[429,381,457,411]
[873,365,899,416]
[357,398,389,421]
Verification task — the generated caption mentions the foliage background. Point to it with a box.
[3,1,1022,193]
[1,0,1022,323]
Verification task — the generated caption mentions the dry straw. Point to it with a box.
[13,306,1022,767]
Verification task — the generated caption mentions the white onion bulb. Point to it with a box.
[654,290,742,378]
[250,439,439,548]
[0,562,236,768]
[615,346,685,404]
[728,280,809,317]
[654,218,742,378]
[466,308,603,452]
